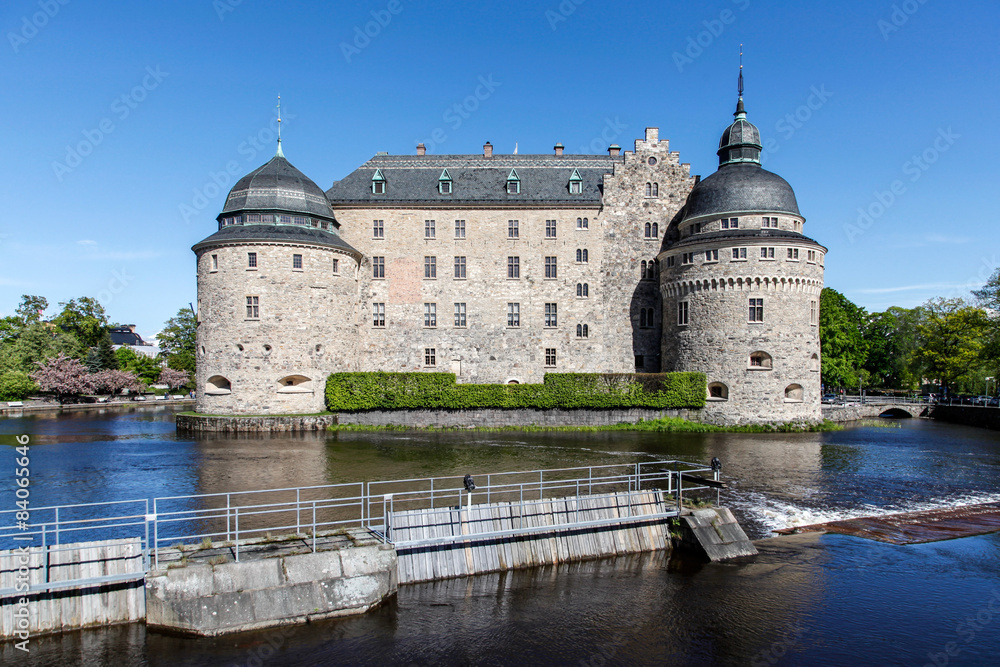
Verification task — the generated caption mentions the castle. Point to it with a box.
[192,81,826,425]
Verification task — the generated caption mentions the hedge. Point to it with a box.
[325,372,706,411]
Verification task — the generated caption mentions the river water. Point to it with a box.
[2,407,1000,665]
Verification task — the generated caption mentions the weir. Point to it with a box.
[1,459,755,639]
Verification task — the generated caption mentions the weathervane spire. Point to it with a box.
[735,45,746,118]
[275,94,285,157]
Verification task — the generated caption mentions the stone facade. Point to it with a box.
[192,92,826,424]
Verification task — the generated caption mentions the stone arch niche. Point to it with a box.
[784,384,804,402]
[707,382,729,401]
[276,375,313,393]
[748,351,773,370]
[205,375,232,395]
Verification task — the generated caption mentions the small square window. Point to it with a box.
[787,248,800,260]
[439,180,452,194]
[292,254,303,269]
[544,348,557,367]
[507,180,520,194]
[681,252,694,265]
[248,252,257,268]
[245,296,259,319]
[760,247,775,260]
[425,348,436,366]
[569,181,582,194]
[705,249,718,262]
[749,298,764,323]
[721,218,739,230]
[665,256,675,267]
[731,248,747,261]
[373,181,385,195]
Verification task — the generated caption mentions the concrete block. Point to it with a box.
[281,550,342,585]
[326,574,384,610]
[147,563,214,599]
[212,558,283,594]
[340,545,396,578]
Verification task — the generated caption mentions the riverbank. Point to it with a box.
[2,397,194,416]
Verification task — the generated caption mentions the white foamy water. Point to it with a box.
[734,490,1000,534]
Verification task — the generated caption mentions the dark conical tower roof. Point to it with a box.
[219,151,336,222]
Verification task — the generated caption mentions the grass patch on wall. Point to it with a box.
[329,417,842,434]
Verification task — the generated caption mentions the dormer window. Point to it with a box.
[568,168,583,194]
[506,168,520,194]
[438,169,453,194]
[371,169,386,195]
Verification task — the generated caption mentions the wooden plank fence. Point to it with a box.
[391,490,674,584]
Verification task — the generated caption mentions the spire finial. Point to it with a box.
[275,94,285,157]
[738,44,744,98]
[735,45,746,118]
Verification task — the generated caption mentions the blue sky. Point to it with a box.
[1,0,997,340]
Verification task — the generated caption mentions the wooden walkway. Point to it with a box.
[390,490,675,584]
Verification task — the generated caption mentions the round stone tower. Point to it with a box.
[192,142,362,415]
[658,85,826,425]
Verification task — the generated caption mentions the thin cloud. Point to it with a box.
[925,234,970,244]
[855,282,984,295]
[77,239,98,246]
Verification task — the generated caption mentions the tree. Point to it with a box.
[158,307,197,373]
[52,297,108,348]
[972,268,1000,312]
[30,353,94,402]
[89,369,142,396]
[863,307,924,390]
[0,371,36,401]
[115,345,161,385]
[0,323,85,375]
[15,295,48,326]
[159,368,190,390]
[819,288,868,390]
[914,298,991,393]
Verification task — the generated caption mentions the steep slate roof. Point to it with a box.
[681,162,800,222]
[109,327,145,346]
[192,224,360,255]
[221,155,336,221]
[325,154,621,206]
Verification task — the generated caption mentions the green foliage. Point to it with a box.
[972,268,1000,312]
[915,298,991,392]
[325,372,707,411]
[15,295,48,325]
[820,288,868,389]
[0,323,85,375]
[159,307,197,373]
[328,417,841,434]
[0,371,37,401]
[115,345,161,385]
[52,297,108,348]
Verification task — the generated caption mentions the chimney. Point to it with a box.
[416,143,426,156]
[554,143,564,156]
[483,141,493,158]
[608,144,621,156]
[127,324,136,332]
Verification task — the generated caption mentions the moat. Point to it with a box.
[2,406,1000,665]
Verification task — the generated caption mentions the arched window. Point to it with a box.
[784,384,804,402]
[645,182,652,197]
[652,183,659,197]
[651,223,659,238]
[809,353,820,372]
[582,324,588,337]
[577,282,589,298]
[644,222,651,238]
[576,249,588,263]
[277,375,313,393]
[640,260,648,279]
[582,217,589,229]
[576,324,582,337]
[708,383,729,401]
[205,375,232,395]
[582,249,588,263]
[749,351,773,369]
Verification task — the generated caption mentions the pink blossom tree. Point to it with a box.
[159,368,190,390]
[29,353,94,402]
[89,369,143,396]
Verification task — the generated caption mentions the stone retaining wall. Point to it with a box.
[175,413,337,432]
[337,407,699,428]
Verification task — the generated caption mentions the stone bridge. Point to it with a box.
[823,400,1000,430]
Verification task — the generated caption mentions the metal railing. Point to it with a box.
[0,459,715,597]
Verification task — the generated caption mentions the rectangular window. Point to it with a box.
[424,256,437,278]
[544,348,556,367]
[762,216,778,228]
[373,219,384,238]
[681,252,694,265]
[721,218,739,230]
[807,250,817,263]
[373,181,385,194]
[507,302,520,327]
[678,301,689,326]
[544,303,558,327]
[372,303,385,327]
[424,303,437,327]
[635,355,644,370]
[292,253,303,269]
[545,219,557,238]
[508,256,520,279]
[425,219,435,238]
[373,256,385,278]
[454,256,466,279]
[508,219,519,238]
[248,252,257,268]
[544,256,557,279]
[424,348,436,366]
[705,249,719,262]
[569,181,582,194]
[576,217,589,229]
[760,247,775,259]
[787,248,800,260]
[245,296,259,319]
[666,256,675,267]
[332,258,339,274]
[732,247,747,260]
[455,219,466,239]
[810,300,818,326]
[211,254,218,271]
[749,298,764,323]
[454,302,466,327]
[693,223,702,233]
